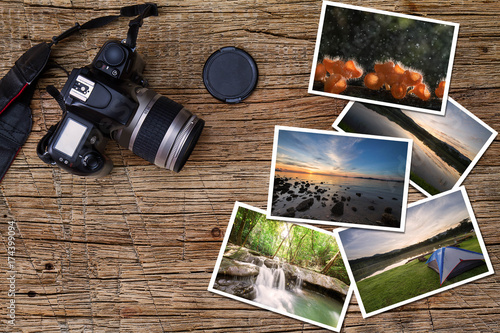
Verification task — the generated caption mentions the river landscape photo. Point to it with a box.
[337,187,493,316]
[334,100,496,195]
[268,127,410,230]
[209,203,351,331]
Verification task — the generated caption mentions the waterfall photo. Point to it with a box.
[267,126,411,231]
[336,187,494,318]
[208,202,353,332]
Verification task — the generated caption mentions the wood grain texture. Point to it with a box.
[0,0,499,332]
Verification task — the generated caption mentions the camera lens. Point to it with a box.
[103,44,125,66]
[113,88,204,172]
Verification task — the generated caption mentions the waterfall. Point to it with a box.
[295,271,303,293]
[254,263,292,312]
[255,264,285,291]
[255,264,276,289]
[274,268,286,290]
[249,260,343,328]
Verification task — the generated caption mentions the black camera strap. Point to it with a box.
[0,3,158,182]
[51,3,158,47]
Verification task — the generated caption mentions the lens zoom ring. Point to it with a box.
[132,96,183,164]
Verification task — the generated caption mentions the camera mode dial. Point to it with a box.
[103,44,126,66]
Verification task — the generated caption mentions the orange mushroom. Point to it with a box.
[374,61,395,76]
[364,72,384,90]
[394,63,405,74]
[324,74,347,94]
[386,63,405,86]
[403,70,423,86]
[314,57,363,94]
[343,60,363,79]
[373,61,399,90]
[317,57,434,101]
[409,83,431,101]
[323,58,345,76]
[435,81,446,98]
[364,61,432,101]
[391,83,407,99]
[315,63,327,82]
[385,72,403,87]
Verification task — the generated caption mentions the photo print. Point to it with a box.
[208,202,353,332]
[336,187,494,318]
[333,99,497,196]
[267,126,411,231]
[309,1,459,115]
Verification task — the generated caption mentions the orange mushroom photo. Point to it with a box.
[310,2,459,114]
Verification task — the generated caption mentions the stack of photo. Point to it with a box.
[208,1,496,331]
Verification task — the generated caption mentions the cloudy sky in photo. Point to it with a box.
[338,189,470,260]
[402,100,494,160]
[275,129,409,181]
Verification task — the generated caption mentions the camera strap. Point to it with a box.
[0,3,158,182]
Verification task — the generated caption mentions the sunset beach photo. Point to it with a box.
[267,126,411,231]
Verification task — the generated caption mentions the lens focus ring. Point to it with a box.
[132,96,183,164]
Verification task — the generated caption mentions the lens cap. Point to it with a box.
[203,47,258,103]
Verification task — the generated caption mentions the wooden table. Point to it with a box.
[1,0,498,331]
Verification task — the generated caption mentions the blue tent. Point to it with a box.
[426,247,485,285]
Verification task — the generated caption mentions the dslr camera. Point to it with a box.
[38,39,204,177]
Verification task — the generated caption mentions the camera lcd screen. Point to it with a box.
[54,118,88,157]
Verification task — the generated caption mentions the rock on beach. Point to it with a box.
[296,198,314,212]
[331,202,344,216]
[381,213,399,227]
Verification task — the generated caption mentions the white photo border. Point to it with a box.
[207,202,354,332]
[266,125,412,232]
[332,99,498,197]
[308,1,460,115]
[335,186,495,318]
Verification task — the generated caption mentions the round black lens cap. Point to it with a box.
[203,47,258,103]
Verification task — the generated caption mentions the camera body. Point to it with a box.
[39,40,204,177]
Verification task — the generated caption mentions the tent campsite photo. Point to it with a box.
[426,246,486,285]
[337,187,493,316]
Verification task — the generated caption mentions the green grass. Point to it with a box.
[357,235,489,313]
[410,171,440,195]
[337,122,355,133]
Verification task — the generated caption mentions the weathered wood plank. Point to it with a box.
[0,0,499,332]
